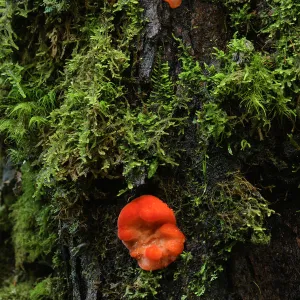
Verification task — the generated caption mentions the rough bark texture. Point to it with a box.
[230,210,300,300]
[60,1,300,298]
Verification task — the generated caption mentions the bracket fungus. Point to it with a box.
[117,195,185,271]
[163,0,182,9]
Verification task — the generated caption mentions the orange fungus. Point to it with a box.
[163,0,182,9]
[117,195,185,271]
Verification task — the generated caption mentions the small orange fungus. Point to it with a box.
[117,195,185,271]
[163,0,182,9]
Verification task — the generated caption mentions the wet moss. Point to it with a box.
[0,0,299,298]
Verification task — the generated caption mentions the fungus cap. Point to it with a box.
[163,0,182,9]
[118,195,185,271]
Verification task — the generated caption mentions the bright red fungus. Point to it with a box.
[117,195,185,271]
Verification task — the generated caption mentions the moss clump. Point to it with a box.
[124,270,162,299]
[35,0,144,192]
[156,170,274,298]
[11,163,56,267]
[0,277,53,300]
[209,37,294,125]
[30,277,52,300]
[0,282,32,300]
[206,171,274,245]
[223,0,300,96]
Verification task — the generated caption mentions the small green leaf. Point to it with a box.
[148,160,158,178]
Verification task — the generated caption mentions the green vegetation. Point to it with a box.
[0,277,52,300]
[0,0,299,298]
[124,270,162,299]
[0,282,32,300]
[173,0,299,295]
[11,163,56,267]
[158,170,274,297]
[208,37,295,129]
[209,172,273,245]
[30,277,52,300]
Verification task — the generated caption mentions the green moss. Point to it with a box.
[195,102,231,143]
[33,0,144,194]
[0,276,54,300]
[158,170,274,297]
[224,0,300,94]
[124,270,162,299]
[30,277,52,300]
[204,36,295,139]
[11,163,56,267]
[206,172,273,245]
[0,282,32,300]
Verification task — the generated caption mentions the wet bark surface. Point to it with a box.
[1,1,299,299]
[65,1,300,299]
[230,210,300,300]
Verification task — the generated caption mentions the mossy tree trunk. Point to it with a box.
[0,0,300,299]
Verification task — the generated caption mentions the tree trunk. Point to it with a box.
[0,0,299,299]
